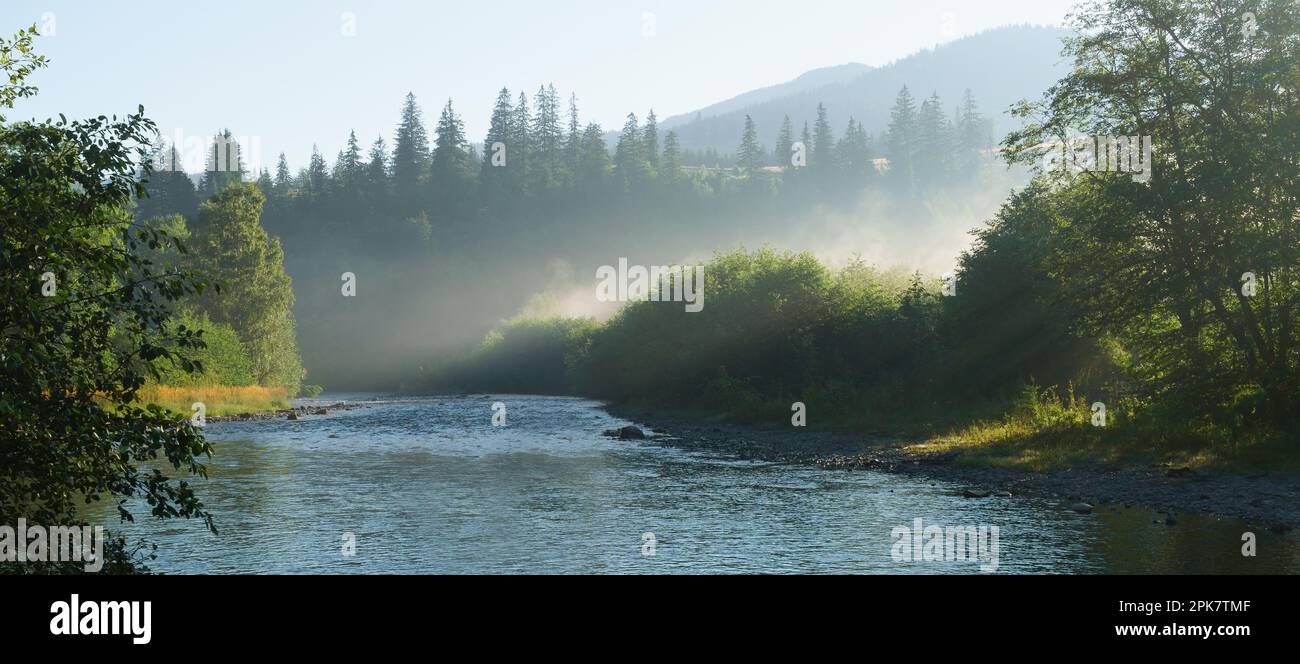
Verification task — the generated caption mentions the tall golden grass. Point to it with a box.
[137,384,290,416]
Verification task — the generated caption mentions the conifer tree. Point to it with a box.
[274,152,292,190]
[662,129,682,181]
[365,136,389,201]
[613,113,647,190]
[199,129,246,198]
[338,130,364,184]
[306,145,329,197]
[955,88,989,180]
[392,92,430,202]
[642,109,659,173]
[532,84,562,191]
[774,115,794,170]
[812,103,834,175]
[885,86,918,193]
[578,122,610,192]
[482,87,514,202]
[509,91,532,195]
[564,92,581,187]
[737,114,762,175]
[431,98,473,212]
[916,91,951,186]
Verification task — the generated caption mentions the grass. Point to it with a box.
[137,384,291,417]
[624,382,1299,475]
[915,419,1299,474]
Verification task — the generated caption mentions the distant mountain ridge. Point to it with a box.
[657,25,1072,155]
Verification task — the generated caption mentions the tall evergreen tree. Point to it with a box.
[642,109,659,173]
[306,145,329,198]
[564,92,581,187]
[661,130,682,181]
[613,113,648,190]
[955,88,989,180]
[578,122,611,192]
[137,139,199,220]
[392,92,430,202]
[774,115,794,170]
[509,91,533,195]
[481,87,515,202]
[736,114,762,175]
[199,128,246,198]
[885,86,919,193]
[812,103,834,175]
[916,91,951,186]
[274,152,292,190]
[431,98,474,213]
[338,130,364,185]
[532,84,562,191]
[365,136,389,201]
[835,117,871,183]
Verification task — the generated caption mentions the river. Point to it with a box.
[93,394,1300,574]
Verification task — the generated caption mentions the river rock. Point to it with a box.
[962,489,989,498]
[1069,502,1094,514]
[603,425,646,440]
[287,412,299,421]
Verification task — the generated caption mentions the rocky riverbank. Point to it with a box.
[207,401,364,423]
[608,407,1300,532]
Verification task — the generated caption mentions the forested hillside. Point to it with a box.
[660,25,1071,157]
[138,77,1019,388]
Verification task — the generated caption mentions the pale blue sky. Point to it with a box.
[4,0,1078,172]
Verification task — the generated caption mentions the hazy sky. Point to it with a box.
[5,0,1078,172]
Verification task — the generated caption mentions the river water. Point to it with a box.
[94,394,1300,574]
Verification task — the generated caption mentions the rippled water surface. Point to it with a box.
[91,394,1300,574]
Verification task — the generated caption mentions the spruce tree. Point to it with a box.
[392,92,430,203]
[578,122,611,192]
[662,130,682,181]
[339,130,364,184]
[564,92,581,187]
[613,113,647,190]
[365,136,389,201]
[737,114,762,175]
[306,145,329,198]
[274,152,292,190]
[509,91,532,195]
[812,103,834,175]
[199,129,246,198]
[642,109,659,173]
[431,98,473,213]
[774,115,794,170]
[482,87,514,203]
[916,91,951,187]
[885,86,918,193]
[532,84,562,191]
[956,88,989,181]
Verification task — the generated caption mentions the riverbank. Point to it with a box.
[607,404,1300,532]
[206,400,363,423]
[139,384,291,417]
